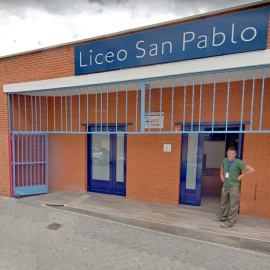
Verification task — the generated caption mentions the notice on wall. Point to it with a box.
[145,112,164,129]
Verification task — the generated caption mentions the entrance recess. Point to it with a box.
[180,124,243,206]
[87,126,126,196]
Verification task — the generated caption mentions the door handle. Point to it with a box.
[109,161,112,167]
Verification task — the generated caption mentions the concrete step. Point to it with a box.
[47,204,270,255]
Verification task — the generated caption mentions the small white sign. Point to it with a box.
[163,144,171,152]
[145,112,164,129]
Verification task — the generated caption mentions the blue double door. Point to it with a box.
[87,126,126,196]
[180,125,243,206]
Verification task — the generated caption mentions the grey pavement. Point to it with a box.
[0,197,270,270]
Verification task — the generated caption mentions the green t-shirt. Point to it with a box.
[222,158,247,186]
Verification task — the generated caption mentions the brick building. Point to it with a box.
[1,2,270,218]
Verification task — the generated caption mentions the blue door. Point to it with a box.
[180,131,204,206]
[87,126,126,196]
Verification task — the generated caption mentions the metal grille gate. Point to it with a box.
[11,133,48,197]
[7,65,270,197]
[8,65,270,135]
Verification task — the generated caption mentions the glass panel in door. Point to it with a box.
[88,130,126,196]
[92,134,110,181]
[180,132,203,206]
[116,134,125,183]
[186,134,198,190]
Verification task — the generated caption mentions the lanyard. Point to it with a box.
[227,160,234,172]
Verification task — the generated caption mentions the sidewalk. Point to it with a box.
[17,191,270,254]
[1,196,270,270]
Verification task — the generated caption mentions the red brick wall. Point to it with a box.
[240,134,270,217]
[48,134,87,192]
[127,134,182,205]
[1,5,270,218]
[2,75,270,218]
[0,45,76,197]
[8,79,270,216]
[0,87,10,196]
[10,79,270,216]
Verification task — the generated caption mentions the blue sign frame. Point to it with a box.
[75,7,269,75]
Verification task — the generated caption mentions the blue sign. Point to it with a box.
[75,7,269,75]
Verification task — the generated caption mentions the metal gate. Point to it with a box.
[7,65,270,135]
[11,133,48,197]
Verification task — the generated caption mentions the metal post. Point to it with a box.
[34,135,36,185]
[212,74,216,131]
[42,135,44,185]
[225,72,231,131]
[39,92,42,132]
[22,134,24,187]
[12,134,16,196]
[30,135,32,186]
[37,135,40,185]
[25,94,28,132]
[101,86,103,132]
[8,94,11,132]
[17,134,20,187]
[12,94,15,131]
[148,81,152,133]
[95,86,98,132]
[116,84,118,132]
[140,80,146,133]
[46,92,48,132]
[26,134,28,186]
[79,87,81,132]
[191,76,195,132]
[160,80,163,132]
[61,89,63,132]
[125,83,128,132]
[53,91,56,132]
[35,93,37,131]
[18,94,21,132]
[135,82,138,132]
[87,87,89,132]
[31,93,33,132]
[171,78,174,132]
[65,89,68,132]
[106,85,109,132]
[183,77,187,132]
[70,89,73,132]
[259,68,266,131]
[46,134,48,187]
[250,69,256,131]
[199,75,203,132]
[240,70,246,132]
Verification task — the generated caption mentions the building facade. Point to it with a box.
[1,2,270,218]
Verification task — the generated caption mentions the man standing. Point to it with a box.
[213,147,254,228]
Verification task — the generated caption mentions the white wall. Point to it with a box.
[203,141,226,169]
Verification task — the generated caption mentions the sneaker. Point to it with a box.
[212,217,225,222]
[220,222,233,228]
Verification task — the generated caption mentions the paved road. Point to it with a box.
[0,197,269,270]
